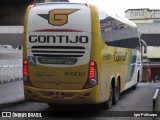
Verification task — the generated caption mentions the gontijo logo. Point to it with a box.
[38,9,79,26]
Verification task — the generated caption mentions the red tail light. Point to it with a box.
[29,4,35,9]
[23,59,33,86]
[83,61,98,89]
[23,59,29,77]
[89,61,95,79]
[85,3,91,8]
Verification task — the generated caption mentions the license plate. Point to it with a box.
[51,92,64,98]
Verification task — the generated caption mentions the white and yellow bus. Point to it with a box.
[23,2,144,109]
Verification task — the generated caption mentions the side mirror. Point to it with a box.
[141,39,147,53]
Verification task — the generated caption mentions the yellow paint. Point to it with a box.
[23,5,137,105]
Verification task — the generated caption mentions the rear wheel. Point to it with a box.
[48,103,56,108]
[132,83,137,90]
[132,73,139,90]
[113,81,120,105]
[105,85,114,109]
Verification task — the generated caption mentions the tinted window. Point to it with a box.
[100,15,140,49]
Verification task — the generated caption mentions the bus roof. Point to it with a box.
[98,8,137,28]
[35,2,137,28]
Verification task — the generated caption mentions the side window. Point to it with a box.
[100,16,140,49]
[112,19,124,30]
[111,18,125,47]
[100,14,112,32]
[100,16,112,44]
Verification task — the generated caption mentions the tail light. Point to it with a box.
[23,59,33,86]
[23,59,28,77]
[83,61,98,89]
[85,3,91,8]
[29,4,35,9]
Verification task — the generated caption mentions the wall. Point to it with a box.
[0,46,22,82]
[147,47,160,58]
[0,0,34,25]
[125,9,160,23]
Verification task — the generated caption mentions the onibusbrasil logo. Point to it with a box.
[38,9,79,26]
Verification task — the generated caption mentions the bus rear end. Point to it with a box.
[23,3,100,104]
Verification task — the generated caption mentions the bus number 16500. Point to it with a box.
[65,72,85,76]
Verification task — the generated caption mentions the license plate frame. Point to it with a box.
[51,92,64,98]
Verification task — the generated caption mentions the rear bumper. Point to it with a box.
[24,85,99,104]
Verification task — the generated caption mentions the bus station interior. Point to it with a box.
[0,1,160,82]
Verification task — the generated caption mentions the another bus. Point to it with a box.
[23,2,143,109]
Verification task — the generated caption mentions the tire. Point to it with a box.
[131,83,137,90]
[113,81,120,105]
[131,73,139,90]
[48,103,55,108]
[101,84,113,109]
[107,84,113,109]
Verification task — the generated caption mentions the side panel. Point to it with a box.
[124,48,141,90]
[99,45,130,102]
[98,12,141,102]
